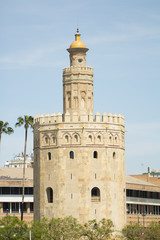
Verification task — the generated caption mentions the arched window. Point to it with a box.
[45,137,48,144]
[97,135,101,142]
[65,135,69,143]
[52,136,56,144]
[46,187,53,203]
[48,152,51,160]
[93,151,98,159]
[74,135,78,143]
[70,151,74,159]
[91,187,100,202]
[113,152,116,159]
[114,135,118,144]
[88,135,92,143]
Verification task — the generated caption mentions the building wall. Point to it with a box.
[0,178,33,222]
[131,174,160,186]
[34,117,126,230]
[126,179,160,226]
[127,214,160,227]
[0,173,160,226]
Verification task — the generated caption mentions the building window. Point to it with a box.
[45,137,48,144]
[46,187,53,203]
[2,187,10,194]
[91,187,100,202]
[24,187,33,195]
[93,151,98,159]
[97,135,101,142]
[30,202,34,213]
[115,136,118,144]
[13,187,21,194]
[109,135,112,143]
[70,151,74,159]
[68,97,71,108]
[20,203,27,213]
[52,136,56,144]
[11,203,19,213]
[113,152,116,159]
[48,152,51,160]
[3,202,10,213]
[89,135,92,143]
[74,135,78,143]
[0,187,33,195]
[65,135,69,143]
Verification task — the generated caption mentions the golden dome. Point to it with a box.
[70,29,86,48]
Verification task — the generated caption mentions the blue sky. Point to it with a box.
[0,0,160,174]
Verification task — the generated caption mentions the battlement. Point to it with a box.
[34,112,125,126]
[63,66,93,75]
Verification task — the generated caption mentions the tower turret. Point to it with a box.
[63,29,93,118]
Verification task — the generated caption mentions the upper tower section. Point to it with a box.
[63,30,93,118]
[68,28,88,67]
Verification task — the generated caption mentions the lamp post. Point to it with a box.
[133,206,139,224]
[6,208,9,216]
[142,209,146,227]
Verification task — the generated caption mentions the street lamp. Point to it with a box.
[6,208,9,216]
[142,209,146,227]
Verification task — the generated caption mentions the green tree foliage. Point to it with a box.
[0,121,14,147]
[122,223,146,240]
[82,218,114,240]
[31,217,113,240]
[47,216,81,240]
[30,218,49,240]
[15,115,33,221]
[3,216,160,240]
[144,222,160,240]
[0,216,28,240]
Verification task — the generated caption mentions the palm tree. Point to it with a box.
[15,115,33,221]
[0,121,14,149]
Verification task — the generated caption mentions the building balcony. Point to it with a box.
[0,194,33,202]
[126,196,160,205]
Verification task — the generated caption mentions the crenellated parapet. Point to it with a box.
[63,66,93,82]
[34,111,125,126]
[63,66,93,73]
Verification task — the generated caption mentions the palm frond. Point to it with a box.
[3,122,9,128]
[7,127,14,134]
[0,121,4,129]
[0,121,14,136]
[28,116,34,128]
[0,121,9,131]
[24,115,34,128]
[2,128,8,133]
[24,115,29,122]
[15,117,24,127]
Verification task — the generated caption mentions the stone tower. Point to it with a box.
[63,29,93,117]
[33,30,126,230]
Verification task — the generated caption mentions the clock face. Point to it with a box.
[78,58,83,63]
[71,55,85,66]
